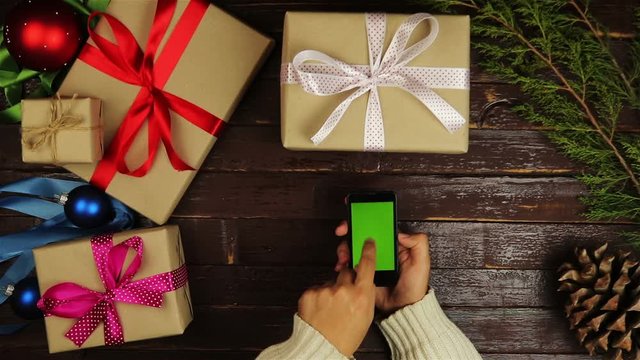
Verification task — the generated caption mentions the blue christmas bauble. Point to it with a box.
[9,277,42,320]
[64,185,115,229]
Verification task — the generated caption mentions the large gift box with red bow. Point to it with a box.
[281,12,469,153]
[34,226,192,353]
[59,0,273,224]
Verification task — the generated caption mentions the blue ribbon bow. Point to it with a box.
[0,177,135,334]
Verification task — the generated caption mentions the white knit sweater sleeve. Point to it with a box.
[378,290,483,360]
[256,314,349,360]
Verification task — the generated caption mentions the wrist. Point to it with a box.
[292,314,352,360]
[376,286,429,319]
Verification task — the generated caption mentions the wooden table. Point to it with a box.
[1,0,639,359]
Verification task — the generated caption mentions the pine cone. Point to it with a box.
[558,243,640,360]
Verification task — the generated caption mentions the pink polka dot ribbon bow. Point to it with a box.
[282,13,470,151]
[37,234,188,347]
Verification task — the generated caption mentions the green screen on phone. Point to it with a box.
[351,201,395,271]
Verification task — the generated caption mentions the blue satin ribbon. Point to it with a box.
[0,177,135,334]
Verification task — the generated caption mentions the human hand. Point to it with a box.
[298,239,377,357]
[334,221,431,315]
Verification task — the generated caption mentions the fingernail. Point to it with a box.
[365,238,375,245]
[399,233,410,239]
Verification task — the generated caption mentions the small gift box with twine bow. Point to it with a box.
[21,95,103,164]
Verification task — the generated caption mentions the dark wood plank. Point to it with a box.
[0,306,584,354]
[0,216,39,234]
[0,349,81,360]
[35,349,582,360]
[0,125,583,175]
[3,0,631,35]
[0,171,592,222]
[0,349,594,360]
[3,216,627,270]
[172,218,634,269]
[175,173,590,222]
[217,0,639,35]
[187,266,560,307]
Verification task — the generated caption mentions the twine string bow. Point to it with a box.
[22,94,83,162]
[284,13,469,151]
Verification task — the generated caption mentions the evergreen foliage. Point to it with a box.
[419,0,640,241]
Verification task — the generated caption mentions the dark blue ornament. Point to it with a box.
[63,185,115,229]
[9,277,42,320]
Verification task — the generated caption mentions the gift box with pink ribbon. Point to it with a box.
[33,226,192,353]
[281,12,470,153]
[59,0,273,224]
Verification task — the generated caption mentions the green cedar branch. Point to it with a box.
[456,0,640,194]
[418,0,640,242]
[568,0,636,104]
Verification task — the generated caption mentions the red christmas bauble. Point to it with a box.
[4,0,83,72]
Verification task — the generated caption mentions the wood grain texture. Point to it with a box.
[0,306,585,354]
[0,126,583,175]
[2,217,629,270]
[0,349,595,360]
[174,173,590,222]
[187,266,561,307]
[171,218,633,269]
[0,171,591,222]
[215,0,639,35]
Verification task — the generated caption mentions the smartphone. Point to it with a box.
[347,191,398,286]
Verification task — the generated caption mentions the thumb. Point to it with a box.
[398,233,429,264]
[398,233,420,248]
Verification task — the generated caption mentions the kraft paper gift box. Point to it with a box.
[21,97,103,164]
[59,0,273,224]
[34,225,192,353]
[281,12,470,153]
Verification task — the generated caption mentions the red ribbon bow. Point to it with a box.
[81,0,225,189]
[37,234,188,347]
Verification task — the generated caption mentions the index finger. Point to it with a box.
[356,239,376,286]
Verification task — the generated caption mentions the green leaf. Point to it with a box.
[0,68,38,87]
[38,71,60,95]
[0,46,19,73]
[4,83,22,106]
[87,0,111,12]
[0,103,21,123]
[62,0,110,16]
[62,0,92,16]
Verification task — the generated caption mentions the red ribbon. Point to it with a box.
[79,0,225,190]
[37,234,189,347]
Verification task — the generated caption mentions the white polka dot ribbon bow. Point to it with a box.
[282,13,469,151]
[37,234,188,347]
